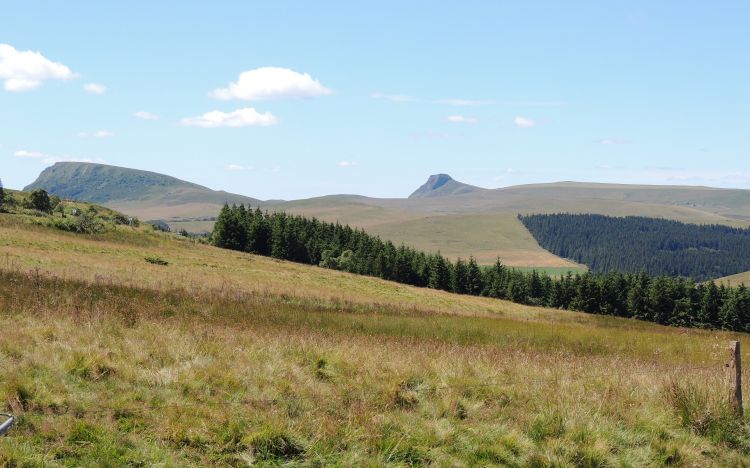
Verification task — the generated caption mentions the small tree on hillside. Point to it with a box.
[29,189,52,213]
[0,178,5,212]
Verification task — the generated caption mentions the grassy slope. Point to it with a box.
[718,271,750,287]
[27,164,750,269]
[25,162,259,220]
[167,184,750,269]
[1,212,750,465]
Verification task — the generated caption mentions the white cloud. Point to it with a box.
[437,98,493,106]
[211,67,332,101]
[14,149,104,165]
[409,130,449,140]
[338,160,358,168]
[598,138,629,145]
[513,116,537,128]
[180,108,278,128]
[226,164,253,171]
[370,91,418,103]
[134,111,159,121]
[14,150,45,158]
[0,43,77,91]
[446,115,478,124]
[78,130,114,138]
[83,82,107,95]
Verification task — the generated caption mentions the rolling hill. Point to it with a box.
[1,200,749,465]
[24,162,750,270]
[24,162,261,220]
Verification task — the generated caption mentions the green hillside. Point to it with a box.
[24,162,260,220]
[23,163,750,270]
[1,202,750,465]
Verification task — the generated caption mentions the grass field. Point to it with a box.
[719,271,750,287]
[2,209,750,465]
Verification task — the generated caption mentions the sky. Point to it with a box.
[1,1,749,200]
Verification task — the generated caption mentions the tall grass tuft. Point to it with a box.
[665,380,750,449]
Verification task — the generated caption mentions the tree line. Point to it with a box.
[520,213,750,281]
[212,204,750,332]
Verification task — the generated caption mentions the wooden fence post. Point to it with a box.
[730,340,743,416]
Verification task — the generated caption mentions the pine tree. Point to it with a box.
[427,253,450,290]
[452,258,468,294]
[466,257,484,296]
[212,204,248,251]
[699,282,722,328]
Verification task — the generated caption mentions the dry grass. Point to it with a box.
[719,270,750,287]
[1,213,750,465]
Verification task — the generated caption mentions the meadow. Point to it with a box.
[1,209,750,465]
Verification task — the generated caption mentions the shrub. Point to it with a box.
[150,220,170,232]
[28,189,52,213]
[54,212,105,234]
[112,213,129,225]
[144,256,169,266]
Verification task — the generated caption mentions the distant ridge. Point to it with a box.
[408,174,484,198]
[20,162,750,267]
[24,162,260,219]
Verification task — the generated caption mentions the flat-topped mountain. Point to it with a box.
[408,174,484,198]
[25,162,260,220]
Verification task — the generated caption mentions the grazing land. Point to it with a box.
[1,205,750,465]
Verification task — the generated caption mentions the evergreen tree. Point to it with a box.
[699,282,722,328]
[427,253,451,290]
[29,189,52,213]
[209,206,750,333]
[465,257,484,296]
[212,204,248,251]
[452,258,468,294]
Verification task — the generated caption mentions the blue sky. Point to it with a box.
[2,1,749,199]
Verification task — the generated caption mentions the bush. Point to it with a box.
[144,256,169,266]
[54,212,105,234]
[150,220,170,232]
[28,189,52,213]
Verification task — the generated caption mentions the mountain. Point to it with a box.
[408,173,484,198]
[24,162,260,220]
[23,162,750,270]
